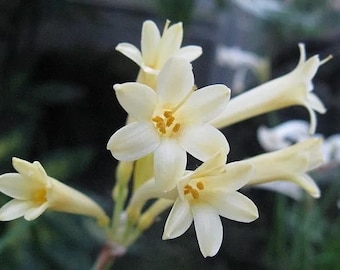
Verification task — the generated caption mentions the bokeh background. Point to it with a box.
[0,0,339,269]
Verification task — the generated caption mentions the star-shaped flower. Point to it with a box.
[0,157,109,224]
[116,20,202,76]
[107,57,230,191]
[162,151,258,257]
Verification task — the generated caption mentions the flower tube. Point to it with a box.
[210,44,329,134]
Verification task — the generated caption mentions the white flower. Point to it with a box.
[0,157,109,225]
[107,57,230,191]
[244,138,324,198]
[257,120,311,151]
[116,20,202,88]
[322,134,340,163]
[163,152,258,257]
[210,43,329,134]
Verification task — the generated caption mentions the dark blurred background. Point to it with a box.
[0,0,339,269]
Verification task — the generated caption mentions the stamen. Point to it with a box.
[33,189,47,205]
[184,184,201,200]
[163,111,173,118]
[166,116,175,127]
[196,181,204,190]
[172,123,181,132]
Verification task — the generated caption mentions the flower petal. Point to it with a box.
[207,191,259,223]
[154,138,187,191]
[115,43,143,67]
[24,202,49,221]
[0,199,33,221]
[205,161,253,192]
[156,57,194,107]
[157,22,183,68]
[175,45,203,62]
[141,20,161,66]
[193,151,227,178]
[0,173,39,200]
[114,83,157,121]
[107,122,160,161]
[163,198,192,239]
[192,203,223,257]
[12,157,47,185]
[177,84,230,124]
[291,174,320,198]
[179,125,229,161]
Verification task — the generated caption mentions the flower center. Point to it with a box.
[152,110,181,136]
[184,181,205,200]
[33,189,47,205]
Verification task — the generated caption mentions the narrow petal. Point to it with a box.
[115,43,143,67]
[12,157,47,185]
[175,45,203,62]
[141,20,161,66]
[107,122,160,161]
[24,202,49,221]
[291,174,320,198]
[0,199,33,221]
[193,151,227,178]
[308,92,326,113]
[156,57,194,107]
[163,199,192,239]
[0,173,38,200]
[157,22,183,67]
[207,191,259,222]
[205,161,253,192]
[179,125,229,161]
[192,203,223,257]
[177,84,230,124]
[114,83,157,121]
[154,138,187,191]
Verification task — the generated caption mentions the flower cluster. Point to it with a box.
[107,20,327,257]
[0,19,330,261]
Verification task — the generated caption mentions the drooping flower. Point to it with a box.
[107,57,230,191]
[210,43,330,134]
[116,20,202,88]
[162,151,258,257]
[0,157,109,225]
[244,138,324,198]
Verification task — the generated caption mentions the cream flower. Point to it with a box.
[107,57,230,191]
[163,152,258,257]
[0,157,109,225]
[244,138,324,198]
[116,20,202,88]
[210,43,329,134]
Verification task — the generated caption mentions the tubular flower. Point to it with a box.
[244,138,324,198]
[116,20,202,88]
[107,57,230,191]
[0,157,109,225]
[163,151,259,257]
[210,43,329,134]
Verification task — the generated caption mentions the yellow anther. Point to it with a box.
[191,189,199,199]
[152,111,181,135]
[166,116,175,127]
[163,111,173,118]
[152,116,163,122]
[184,184,200,200]
[172,123,181,133]
[33,189,47,205]
[196,181,204,190]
